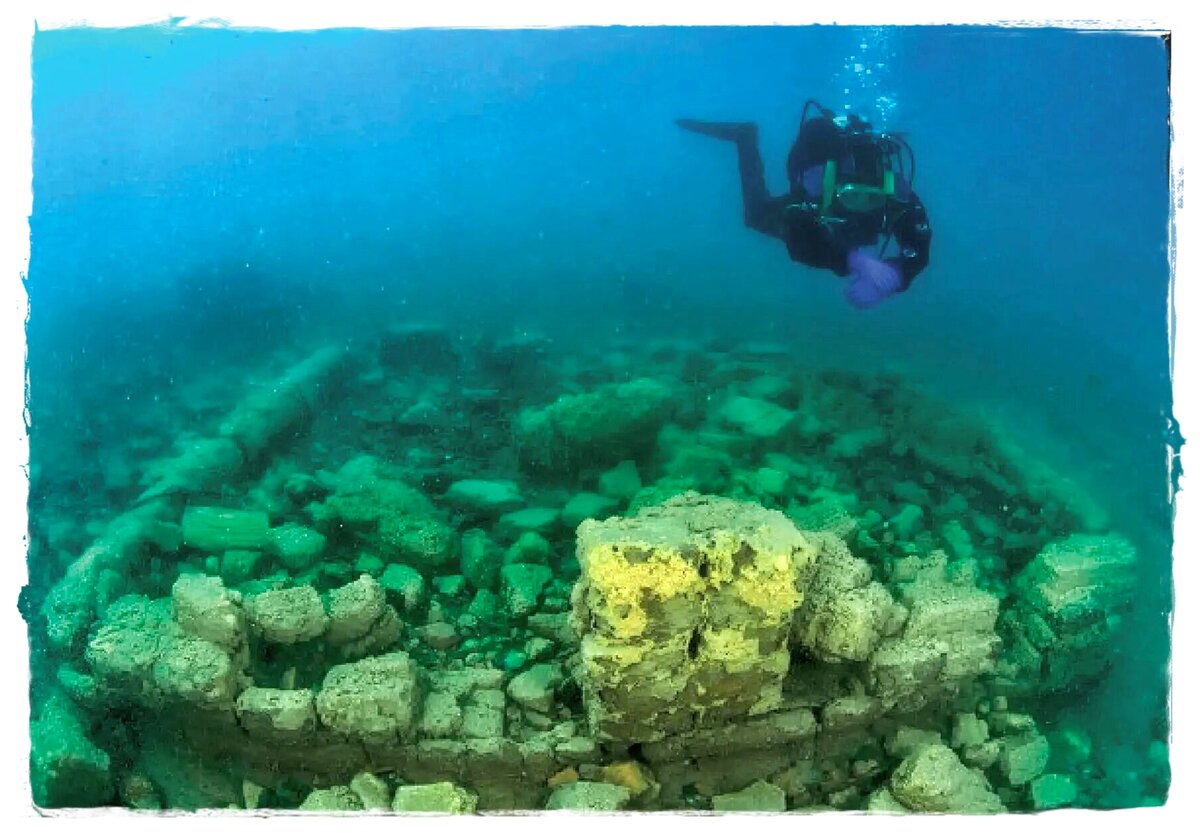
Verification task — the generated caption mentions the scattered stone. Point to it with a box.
[391,782,478,814]
[433,574,469,599]
[461,689,505,738]
[182,507,271,552]
[283,472,322,504]
[888,504,925,539]
[443,479,525,517]
[220,549,264,586]
[548,767,579,789]
[379,563,428,612]
[505,531,554,565]
[299,785,363,811]
[527,612,574,644]
[30,692,114,808]
[753,466,789,497]
[499,649,529,674]
[545,780,632,811]
[828,426,887,458]
[951,713,990,749]
[466,589,501,622]
[865,787,909,814]
[999,732,1050,787]
[354,551,386,577]
[598,460,643,502]
[890,743,1002,813]
[515,378,675,476]
[561,492,620,530]
[719,396,794,439]
[241,780,265,811]
[600,761,659,804]
[422,622,460,650]
[887,727,944,759]
[1030,773,1078,810]
[525,636,555,662]
[376,515,460,572]
[939,519,974,560]
[500,563,553,617]
[460,529,504,592]
[507,663,564,713]
[961,740,1002,770]
[267,524,327,571]
[497,507,560,541]
[711,779,787,812]
[349,772,392,810]
[663,445,733,493]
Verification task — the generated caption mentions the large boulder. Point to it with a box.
[889,743,1002,813]
[997,534,1137,695]
[315,652,422,744]
[515,378,676,477]
[571,492,819,742]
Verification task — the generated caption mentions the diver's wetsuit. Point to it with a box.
[706,117,932,291]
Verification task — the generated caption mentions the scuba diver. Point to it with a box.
[676,100,932,309]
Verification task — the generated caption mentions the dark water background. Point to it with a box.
[26,24,1173,784]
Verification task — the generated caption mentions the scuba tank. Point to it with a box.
[790,99,916,216]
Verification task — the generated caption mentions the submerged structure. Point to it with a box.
[25,326,1165,813]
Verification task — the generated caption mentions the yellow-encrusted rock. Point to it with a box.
[571,492,818,742]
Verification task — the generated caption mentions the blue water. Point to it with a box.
[26,24,1173,805]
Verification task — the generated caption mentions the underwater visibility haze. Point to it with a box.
[23,24,1174,812]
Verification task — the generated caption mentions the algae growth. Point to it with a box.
[24,325,1168,813]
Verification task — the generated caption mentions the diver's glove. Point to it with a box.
[844,247,902,309]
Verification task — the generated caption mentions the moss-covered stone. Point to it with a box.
[299,785,363,811]
[391,782,478,813]
[443,479,525,517]
[244,585,329,644]
[545,780,632,811]
[315,652,421,744]
[718,396,794,439]
[182,506,270,552]
[507,663,564,713]
[376,515,460,572]
[1030,773,1078,810]
[515,378,676,476]
[220,549,265,586]
[562,492,620,530]
[324,575,388,644]
[379,563,428,612]
[497,507,561,541]
[235,687,317,742]
[267,523,327,571]
[890,743,1002,813]
[171,573,245,651]
[460,529,503,592]
[598,460,643,502]
[572,492,818,742]
[501,563,553,617]
[505,531,554,566]
[30,692,114,808]
[349,772,392,810]
[711,779,787,812]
